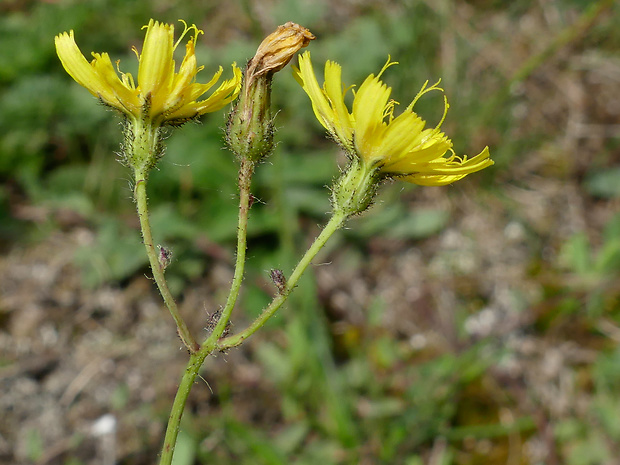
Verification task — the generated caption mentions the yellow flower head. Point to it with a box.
[55,19,242,126]
[293,51,493,186]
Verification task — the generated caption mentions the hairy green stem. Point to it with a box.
[219,210,347,349]
[158,208,346,464]
[158,158,254,464]
[208,158,255,343]
[158,350,209,465]
[134,168,199,353]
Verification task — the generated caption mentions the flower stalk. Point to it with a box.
[134,166,200,353]
[158,350,209,464]
[218,209,347,349]
[208,157,254,343]
[158,206,346,465]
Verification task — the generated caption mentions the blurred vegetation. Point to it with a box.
[1,0,620,464]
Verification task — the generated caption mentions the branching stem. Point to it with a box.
[219,209,347,350]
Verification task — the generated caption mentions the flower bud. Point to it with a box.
[247,22,316,82]
[226,22,315,162]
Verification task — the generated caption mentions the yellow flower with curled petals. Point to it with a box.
[293,51,492,188]
[55,19,242,126]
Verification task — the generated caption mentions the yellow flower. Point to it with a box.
[293,51,492,186]
[55,19,242,126]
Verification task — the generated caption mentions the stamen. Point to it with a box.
[377,55,398,79]
[127,72,136,89]
[407,79,444,111]
[434,96,449,130]
[174,20,203,51]
[349,81,360,101]
[383,99,399,122]
[113,59,136,89]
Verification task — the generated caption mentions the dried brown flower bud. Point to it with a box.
[246,22,315,84]
[226,22,314,162]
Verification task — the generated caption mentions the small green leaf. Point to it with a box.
[560,233,592,274]
[585,167,620,199]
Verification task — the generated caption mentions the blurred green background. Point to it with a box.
[1,0,620,464]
